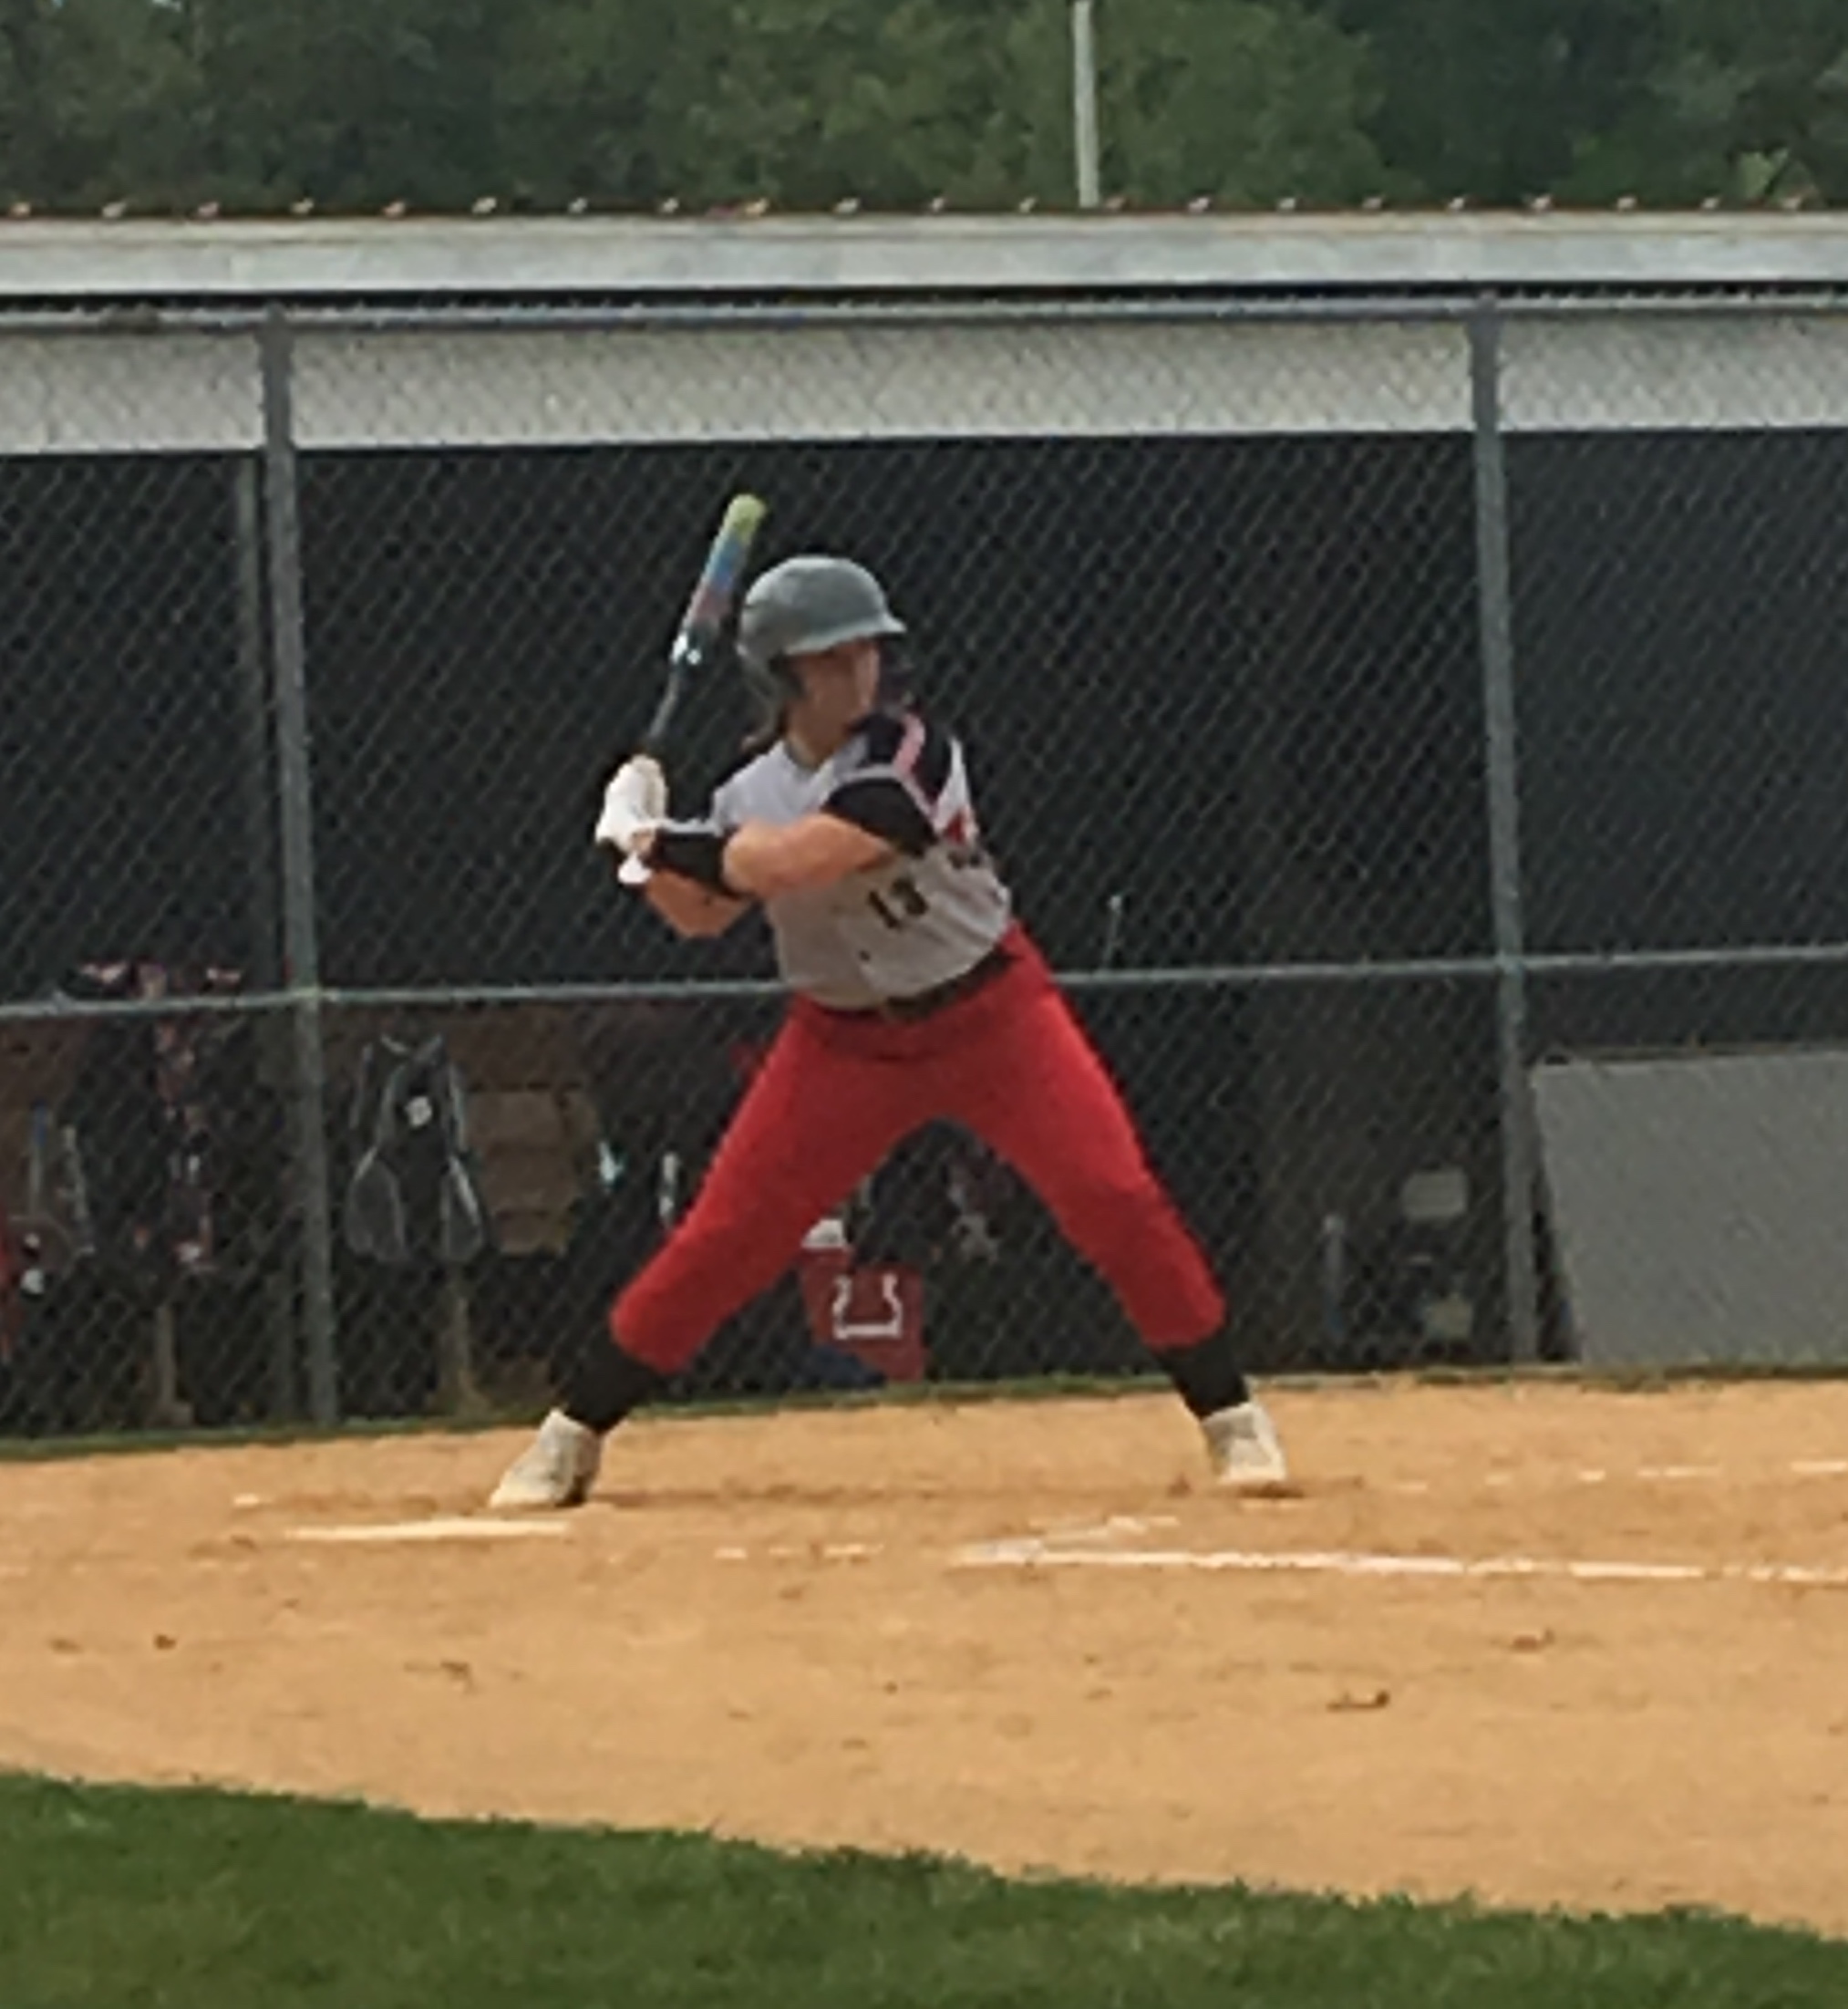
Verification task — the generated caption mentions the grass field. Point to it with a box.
[2,1774,1843,2009]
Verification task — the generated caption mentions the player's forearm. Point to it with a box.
[721,815,892,898]
[643,873,748,938]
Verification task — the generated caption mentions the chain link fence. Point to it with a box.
[4,293,1847,1440]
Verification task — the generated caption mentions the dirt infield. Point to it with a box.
[1,1380,1845,1935]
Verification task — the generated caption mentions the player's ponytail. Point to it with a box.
[875,635,918,712]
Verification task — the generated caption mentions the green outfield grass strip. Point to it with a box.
[0,1775,1840,2008]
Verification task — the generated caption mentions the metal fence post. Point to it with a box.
[232,460,279,989]
[259,307,340,1424]
[1071,0,1101,211]
[1470,297,1540,1364]
[231,455,299,1418]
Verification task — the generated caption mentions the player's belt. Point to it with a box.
[845,942,1014,1025]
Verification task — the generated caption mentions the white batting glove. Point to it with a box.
[594,755,668,856]
[616,854,652,888]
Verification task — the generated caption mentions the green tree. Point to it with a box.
[640,0,1051,210]
[25,0,203,208]
[4,0,1394,215]
[3,0,515,212]
[1083,0,1391,204]
[494,0,691,207]
[1599,0,1848,201]
[1321,0,1661,202]
[0,0,53,200]
[190,0,509,209]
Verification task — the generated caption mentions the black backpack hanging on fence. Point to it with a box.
[343,1034,490,1268]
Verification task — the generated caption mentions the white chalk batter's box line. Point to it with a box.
[286,1517,570,1546]
[1399,1457,1848,1494]
[955,1517,1848,1591]
[262,1513,1846,1591]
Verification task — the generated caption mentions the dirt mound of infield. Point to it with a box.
[2,1382,1845,1935]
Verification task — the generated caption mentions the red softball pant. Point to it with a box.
[612,930,1225,1372]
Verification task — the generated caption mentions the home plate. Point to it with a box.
[286,1517,570,1546]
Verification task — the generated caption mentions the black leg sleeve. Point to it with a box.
[564,1338,666,1435]
[1152,1327,1252,1421]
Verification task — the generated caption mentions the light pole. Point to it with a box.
[1072,0,1101,209]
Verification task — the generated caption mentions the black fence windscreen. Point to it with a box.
[3,298,1844,1439]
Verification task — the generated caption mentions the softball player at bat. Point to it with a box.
[490,555,1288,1508]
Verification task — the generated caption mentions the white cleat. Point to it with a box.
[488,1408,603,1511]
[1201,1400,1290,1492]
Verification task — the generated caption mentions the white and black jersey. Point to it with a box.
[709,709,1012,1009]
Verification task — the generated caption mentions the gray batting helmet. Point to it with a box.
[736,555,906,709]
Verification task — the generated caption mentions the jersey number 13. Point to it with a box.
[867,875,930,931]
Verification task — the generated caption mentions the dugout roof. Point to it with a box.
[5,212,1848,305]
